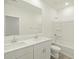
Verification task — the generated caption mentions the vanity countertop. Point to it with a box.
[4,37,52,53]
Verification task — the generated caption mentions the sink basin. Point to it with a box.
[4,41,26,50]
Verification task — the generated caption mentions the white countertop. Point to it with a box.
[4,37,52,53]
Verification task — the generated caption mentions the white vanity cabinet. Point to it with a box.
[5,39,51,59]
[5,46,33,59]
[34,41,51,59]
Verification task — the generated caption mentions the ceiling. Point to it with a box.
[4,0,41,13]
[5,0,74,10]
[43,0,74,10]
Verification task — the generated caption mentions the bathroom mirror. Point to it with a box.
[4,15,42,36]
[4,0,42,37]
[4,16,19,36]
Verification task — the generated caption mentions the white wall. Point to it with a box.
[54,21,74,49]
[55,6,74,49]
[40,1,74,49]
[40,1,58,38]
[5,2,42,35]
[58,6,74,21]
[23,0,41,8]
[62,21,74,49]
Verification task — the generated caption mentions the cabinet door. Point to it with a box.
[17,54,33,59]
[15,46,33,59]
[34,41,51,59]
[4,52,16,59]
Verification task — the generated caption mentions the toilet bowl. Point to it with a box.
[51,45,61,59]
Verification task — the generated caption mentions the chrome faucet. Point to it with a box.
[34,35,38,39]
[11,36,17,43]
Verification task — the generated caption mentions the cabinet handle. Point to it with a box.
[42,48,46,53]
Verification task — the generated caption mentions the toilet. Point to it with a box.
[51,45,61,59]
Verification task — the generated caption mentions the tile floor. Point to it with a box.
[50,53,72,59]
[59,53,72,59]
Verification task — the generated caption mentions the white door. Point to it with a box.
[34,41,51,59]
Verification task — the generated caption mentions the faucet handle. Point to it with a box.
[34,35,38,39]
[11,36,17,43]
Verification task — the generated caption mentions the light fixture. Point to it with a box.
[65,2,69,6]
